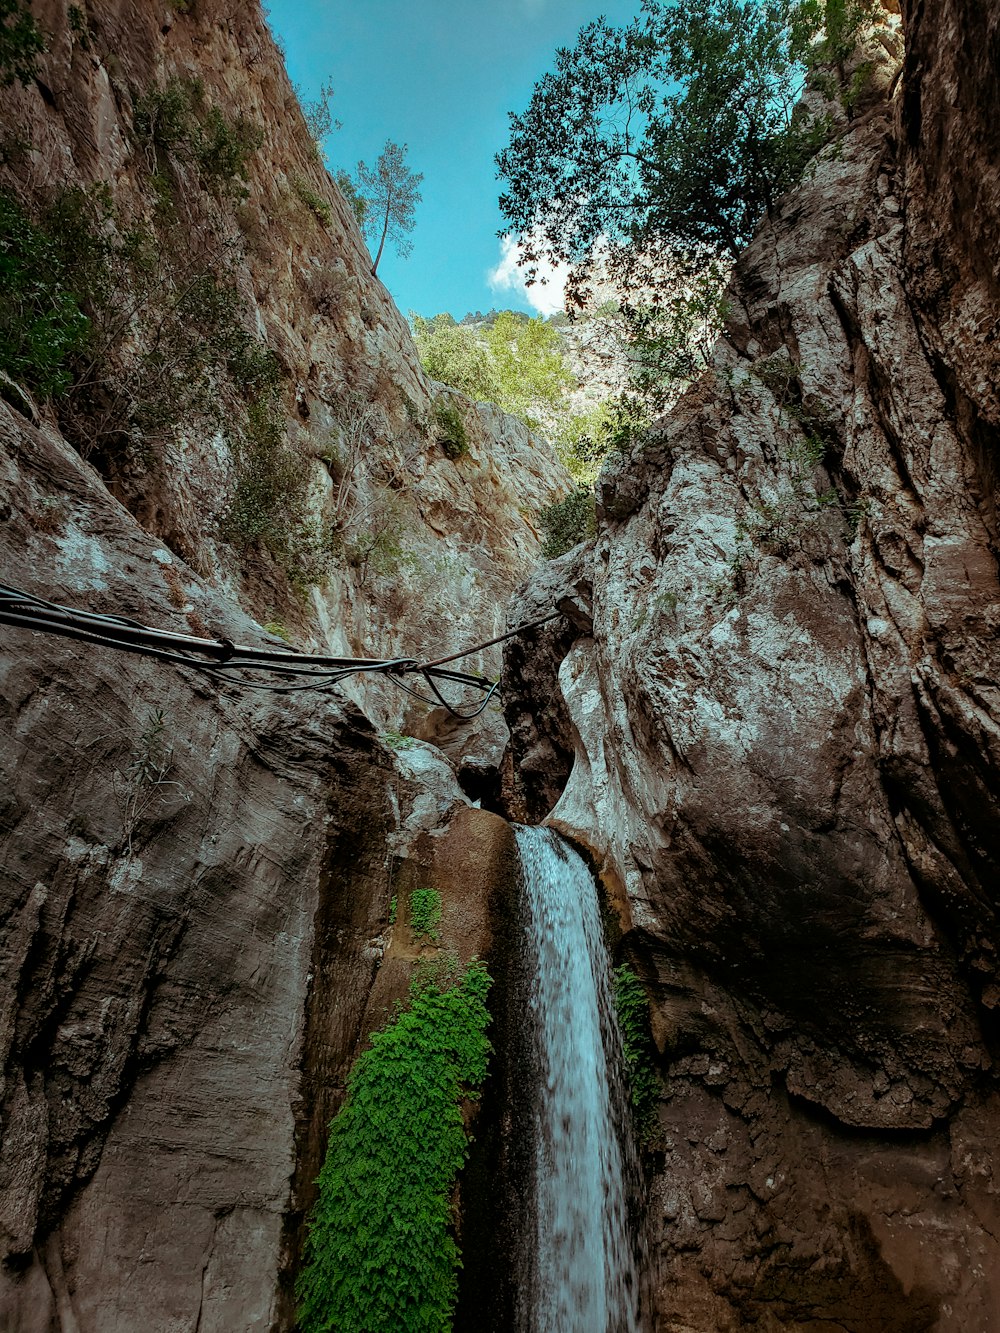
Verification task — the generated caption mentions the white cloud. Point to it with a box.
[487,235,569,318]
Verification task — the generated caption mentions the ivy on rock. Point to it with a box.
[297,957,493,1333]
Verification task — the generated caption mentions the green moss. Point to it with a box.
[296,958,493,1333]
[611,963,660,1143]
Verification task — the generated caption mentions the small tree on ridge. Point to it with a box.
[356,140,423,278]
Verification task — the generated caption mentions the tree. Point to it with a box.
[0,0,45,87]
[496,0,830,307]
[355,140,423,278]
[411,309,574,426]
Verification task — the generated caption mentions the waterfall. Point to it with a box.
[513,824,642,1333]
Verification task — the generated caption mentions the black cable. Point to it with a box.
[0,579,554,720]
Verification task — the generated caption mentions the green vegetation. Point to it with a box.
[0,190,90,397]
[292,174,333,227]
[0,0,44,87]
[334,169,367,227]
[224,398,326,579]
[496,0,880,286]
[113,708,185,855]
[790,0,887,116]
[353,139,423,277]
[409,888,442,943]
[297,958,493,1333]
[497,0,891,423]
[0,174,325,584]
[433,394,468,459]
[299,77,338,147]
[133,77,262,193]
[552,402,620,486]
[381,731,418,752]
[611,963,660,1143]
[413,309,573,429]
[540,486,597,558]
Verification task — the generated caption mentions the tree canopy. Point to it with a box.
[356,139,423,278]
[496,0,879,305]
[412,310,574,426]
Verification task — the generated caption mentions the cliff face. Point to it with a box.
[504,1,1000,1326]
[1,0,569,764]
[0,0,557,1327]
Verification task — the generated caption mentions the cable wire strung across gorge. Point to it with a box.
[0,582,559,721]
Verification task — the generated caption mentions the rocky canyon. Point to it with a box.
[1,0,998,1330]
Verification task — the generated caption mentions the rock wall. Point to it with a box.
[503,2,1000,1327]
[0,395,520,1330]
[0,0,569,760]
[0,0,561,1326]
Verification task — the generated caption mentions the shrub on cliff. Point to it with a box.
[0,0,44,87]
[540,486,597,557]
[0,190,90,397]
[296,958,492,1333]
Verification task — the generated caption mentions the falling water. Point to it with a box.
[514,824,642,1333]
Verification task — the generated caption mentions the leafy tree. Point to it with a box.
[411,309,573,427]
[496,0,891,451]
[0,0,44,87]
[299,77,339,146]
[414,317,504,406]
[355,139,423,278]
[499,0,824,300]
[540,487,597,558]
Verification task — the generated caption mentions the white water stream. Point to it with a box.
[514,824,641,1333]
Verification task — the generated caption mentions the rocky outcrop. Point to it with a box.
[0,0,569,763]
[0,397,520,1329]
[502,2,1000,1326]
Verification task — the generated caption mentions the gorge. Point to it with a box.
[1,0,999,1330]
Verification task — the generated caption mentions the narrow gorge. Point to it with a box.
[1,0,998,1330]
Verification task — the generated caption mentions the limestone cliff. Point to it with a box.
[0,0,561,1326]
[503,1,1000,1327]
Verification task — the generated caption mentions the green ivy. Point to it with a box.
[409,887,442,942]
[297,958,493,1333]
[611,963,660,1143]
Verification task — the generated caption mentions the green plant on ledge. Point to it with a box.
[296,957,492,1333]
[433,394,468,459]
[409,887,442,943]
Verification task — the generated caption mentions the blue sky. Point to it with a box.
[265,0,639,320]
